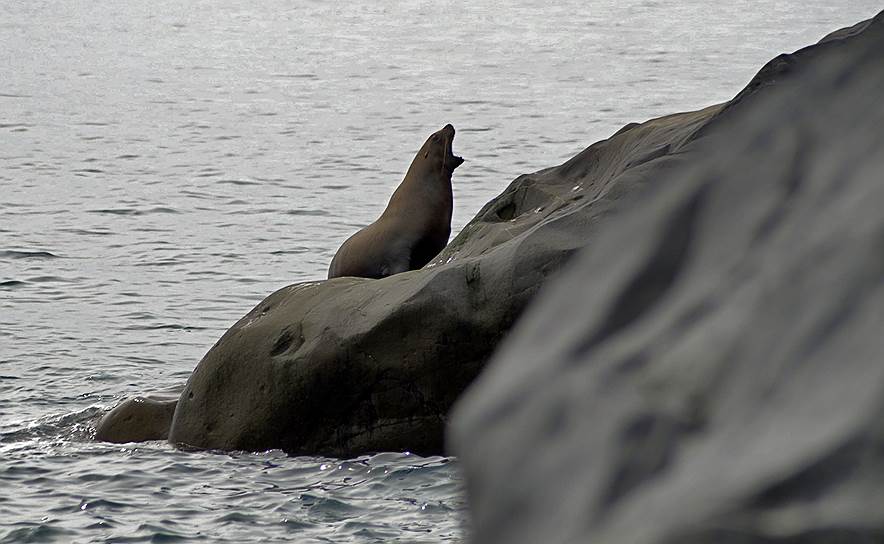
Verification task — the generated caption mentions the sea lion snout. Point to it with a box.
[441,124,463,171]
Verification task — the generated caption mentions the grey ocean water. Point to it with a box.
[1,2,879,542]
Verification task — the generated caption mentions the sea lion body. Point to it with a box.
[328,124,463,279]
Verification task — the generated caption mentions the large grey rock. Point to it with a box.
[450,12,884,544]
[160,72,724,457]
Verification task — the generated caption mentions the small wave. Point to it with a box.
[144,207,179,214]
[0,405,105,445]
[217,179,261,186]
[59,228,113,236]
[270,73,318,79]
[26,275,73,284]
[89,208,137,215]
[214,512,260,525]
[0,250,59,259]
[180,190,219,200]
[224,208,277,215]
[120,323,207,331]
[132,523,195,541]
[297,493,359,514]
[88,208,138,215]
[89,207,179,216]
[0,525,70,544]
[76,498,131,512]
[131,257,200,267]
[0,280,25,288]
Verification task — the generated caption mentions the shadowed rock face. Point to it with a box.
[161,85,723,455]
[450,12,884,544]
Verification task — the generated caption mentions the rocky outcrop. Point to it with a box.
[450,12,884,544]
[134,56,737,456]
[163,99,724,455]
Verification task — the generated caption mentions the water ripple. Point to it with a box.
[88,207,180,216]
[0,250,59,260]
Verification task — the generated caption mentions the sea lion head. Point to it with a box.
[419,124,464,174]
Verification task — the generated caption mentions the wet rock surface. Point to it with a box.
[450,12,884,544]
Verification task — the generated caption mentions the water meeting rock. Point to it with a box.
[450,12,884,544]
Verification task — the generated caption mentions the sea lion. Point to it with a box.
[328,124,463,279]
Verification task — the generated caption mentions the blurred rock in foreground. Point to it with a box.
[450,12,884,544]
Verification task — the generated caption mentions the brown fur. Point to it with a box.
[328,124,463,279]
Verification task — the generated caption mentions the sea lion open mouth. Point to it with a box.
[442,124,464,171]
